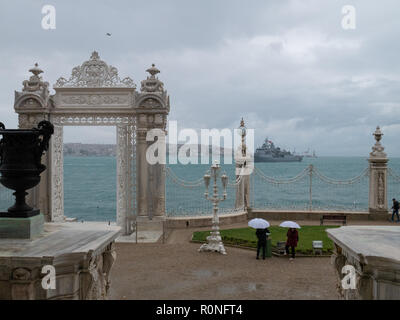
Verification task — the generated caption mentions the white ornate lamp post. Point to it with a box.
[199,161,228,255]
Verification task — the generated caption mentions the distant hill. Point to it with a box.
[64,143,233,157]
[64,143,116,157]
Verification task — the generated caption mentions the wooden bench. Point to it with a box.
[320,214,347,226]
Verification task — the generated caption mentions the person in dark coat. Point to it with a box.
[256,228,270,260]
[391,198,400,222]
[285,228,299,260]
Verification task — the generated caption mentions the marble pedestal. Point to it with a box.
[0,222,121,300]
[0,214,44,239]
[327,226,400,300]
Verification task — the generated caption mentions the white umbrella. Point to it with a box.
[279,221,301,229]
[248,218,270,229]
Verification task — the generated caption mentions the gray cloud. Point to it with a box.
[0,0,399,156]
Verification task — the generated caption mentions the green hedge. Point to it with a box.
[192,226,339,254]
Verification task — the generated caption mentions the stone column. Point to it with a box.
[150,127,166,217]
[135,64,170,220]
[235,118,251,210]
[136,118,167,219]
[125,124,135,234]
[49,124,65,222]
[235,160,251,210]
[14,64,52,221]
[136,129,149,217]
[116,125,128,232]
[235,173,244,209]
[243,174,250,209]
[368,126,388,214]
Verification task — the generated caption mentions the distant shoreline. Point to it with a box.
[63,143,233,157]
[63,155,388,159]
[63,143,398,158]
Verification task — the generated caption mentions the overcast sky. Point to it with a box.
[0,0,399,156]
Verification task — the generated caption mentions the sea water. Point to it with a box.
[58,156,400,221]
[0,156,395,221]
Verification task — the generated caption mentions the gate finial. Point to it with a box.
[141,64,164,92]
[146,64,160,78]
[370,126,386,158]
[20,63,49,98]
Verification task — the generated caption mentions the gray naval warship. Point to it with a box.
[254,138,303,162]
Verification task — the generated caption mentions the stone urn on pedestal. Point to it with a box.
[0,120,54,238]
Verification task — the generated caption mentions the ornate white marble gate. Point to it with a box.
[13,52,170,235]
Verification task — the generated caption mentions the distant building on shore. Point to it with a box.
[64,143,233,158]
[64,143,116,157]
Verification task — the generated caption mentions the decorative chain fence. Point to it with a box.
[1,164,399,217]
[251,164,370,211]
[165,166,245,217]
[387,167,400,203]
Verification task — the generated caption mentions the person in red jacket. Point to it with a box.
[285,228,299,261]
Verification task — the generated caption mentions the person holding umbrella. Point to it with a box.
[279,221,300,261]
[255,227,270,260]
[248,218,270,260]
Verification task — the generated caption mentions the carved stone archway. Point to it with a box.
[14,52,169,235]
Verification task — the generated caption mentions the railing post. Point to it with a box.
[235,118,251,211]
[368,126,388,215]
[309,164,313,211]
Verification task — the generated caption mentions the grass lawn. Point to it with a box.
[192,226,340,254]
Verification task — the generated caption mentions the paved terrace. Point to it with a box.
[109,220,395,300]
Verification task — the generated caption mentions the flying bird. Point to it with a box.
[106,33,112,36]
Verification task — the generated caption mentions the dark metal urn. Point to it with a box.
[0,120,54,218]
